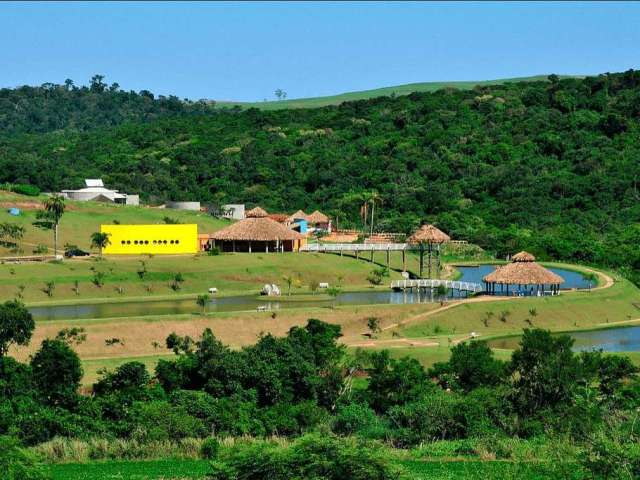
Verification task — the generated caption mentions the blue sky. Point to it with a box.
[1,1,639,101]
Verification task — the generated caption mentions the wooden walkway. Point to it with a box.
[301,243,410,252]
[391,279,485,294]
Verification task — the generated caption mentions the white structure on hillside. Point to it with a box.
[61,179,139,205]
[222,204,245,220]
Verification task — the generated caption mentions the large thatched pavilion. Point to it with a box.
[407,224,451,278]
[208,216,306,252]
[483,251,564,296]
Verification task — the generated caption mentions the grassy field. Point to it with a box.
[215,75,578,111]
[0,251,413,303]
[13,302,441,380]
[0,190,227,256]
[48,458,573,479]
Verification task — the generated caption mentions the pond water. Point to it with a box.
[29,289,466,321]
[487,326,640,353]
[456,265,592,290]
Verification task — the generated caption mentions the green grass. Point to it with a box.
[0,190,227,256]
[0,251,404,303]
[49,458,573,479]
[215,75,580,111]
[397,273,639,340]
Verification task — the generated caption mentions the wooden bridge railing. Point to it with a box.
[391,279,485,293]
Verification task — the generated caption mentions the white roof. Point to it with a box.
[85,179,104,188]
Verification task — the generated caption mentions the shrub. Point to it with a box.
[0,435,49,480]
[332,403,386,439]
[211,433,406,480]
[201,437,220,459]
[11,184,40,196]
[208,247,221,256]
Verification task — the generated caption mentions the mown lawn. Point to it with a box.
[49,458,579,479]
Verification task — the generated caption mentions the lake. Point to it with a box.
[487,326,640,353]
[456,265,592,290]
[29,288,464,321]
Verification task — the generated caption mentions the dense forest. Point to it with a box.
[0,301,638,477]
[1,72,639,280]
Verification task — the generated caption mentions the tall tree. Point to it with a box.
[42,195,66,258]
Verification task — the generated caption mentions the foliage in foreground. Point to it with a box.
[208,434,405,480]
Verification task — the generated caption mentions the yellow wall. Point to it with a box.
[101,224,198,255]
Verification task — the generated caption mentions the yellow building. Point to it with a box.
[101,224,199,255]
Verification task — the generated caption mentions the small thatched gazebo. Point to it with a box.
[245,206,269,218]
[209,216,305,253]
[287,210,309,223]
[483,251,564,296]
[407,224,451,278]
[307,210,331,231]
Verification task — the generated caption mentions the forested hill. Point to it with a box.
[1,71,640,278]
[0,75,213,135]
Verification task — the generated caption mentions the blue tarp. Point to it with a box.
[8,208,20,216]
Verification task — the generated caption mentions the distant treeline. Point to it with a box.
[1,71,639,280]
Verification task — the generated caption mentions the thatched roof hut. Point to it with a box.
[268,213,290,223]
[287,209,309,222]
[512,251,536,262]
[246,206,268,218]
[211,217,304,241]
[307,210,329,224]
[407,224,451,244]
[483,252,564,286]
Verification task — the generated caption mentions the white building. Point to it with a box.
[61,179,139,205]
[222,204,245,220]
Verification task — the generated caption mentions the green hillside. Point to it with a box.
[216,75,579,110]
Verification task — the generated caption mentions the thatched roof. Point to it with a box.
[307,210,329,224]
[512,251,536,262]
[210,217,304,241]
[246,206,268,218]
[268,213,290,223]
[483,253,564,285]
[407,224,451,244]
[287,209,309,222]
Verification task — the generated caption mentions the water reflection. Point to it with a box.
[487,326,640,353]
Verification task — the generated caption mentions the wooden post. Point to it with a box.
[248,241,252,253]
[386,248,390,269]
[402,249,406,272]
[419,244,424,278]
[427,243,433,279]
[232,240,236,253]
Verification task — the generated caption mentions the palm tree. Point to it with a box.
[43,195,66,258]
[582,272,597,291]
[196,294,210,314]
[367,190,383,238]
[90,232,111,257]
[283,275,294,296]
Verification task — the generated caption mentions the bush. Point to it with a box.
[208,247,221,256]
[0,435,49,480]
[332,403,387,439]
[201,437,220,459]
[211,433,406,480]
[11,184,40,196]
